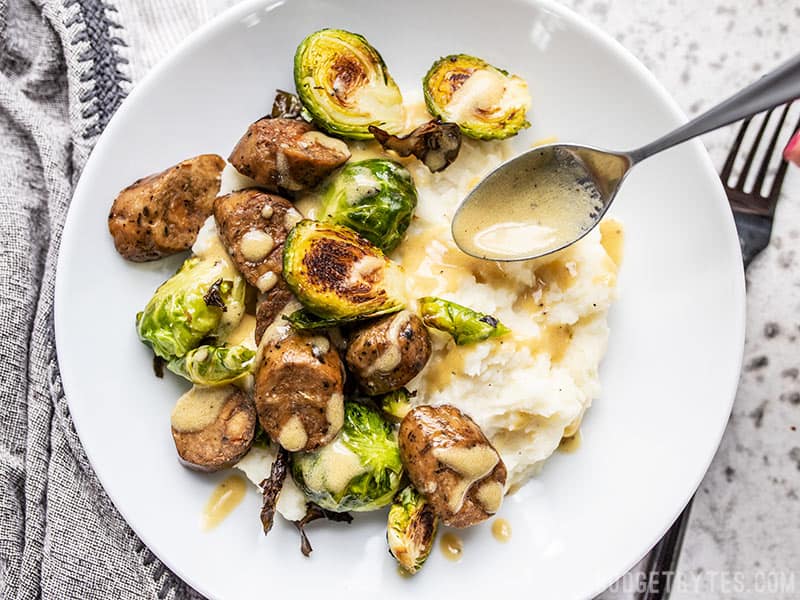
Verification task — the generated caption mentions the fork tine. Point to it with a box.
[752,102,792,197]
[720,117,751,184]
[735,108,774,190]
[768,109,800,203]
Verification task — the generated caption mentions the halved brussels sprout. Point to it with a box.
[377,388,413,423]
[166,344,255,386]
[423,54,531,140]
[388,485,439,574]
[136,255,246,360]
[418,296,510,345]
[283,220,406,320]
[291,401,403,512]
[294,29,404,139]
[320,159,417,252]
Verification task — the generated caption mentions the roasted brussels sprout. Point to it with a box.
[387,485,438,574]
[136,255,245,360]
[369,120,461,173]
[418,296,509,345]
[283,220,406,320]
[320,159,417,252]
[291,401,404,512]
[294,29,404,139]
[377,388,413,423]
[166,344,255,386]
[423,54,531,140]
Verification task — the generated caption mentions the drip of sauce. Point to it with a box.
[202,474,247,530]
[558,430,582,453]
[298,130,351,156]
[491,518,512,543]
[599,218,624,265]
[474,480,504,514]
[440,532,463,562]
[240,230,275,262]
[326,393,344,431]
[171,386,231,433]
[261,203,274,219]
[277,415,308,452]
[433,444,499,513]
[303,439,366,495]
[224,314,257,349]
[454,148,603,260]
[284,209,303,230]
[256,271,278,293]
[423,343,468,393]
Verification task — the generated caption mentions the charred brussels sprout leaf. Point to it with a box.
[283,308,367,331]
[166,344,255,386]
[388,485,439,574]
[418,296,510,345]
[259,447,289,535]
[136,255,245,360]
[377,388,414,423]
[291,402,403,512]
[369,121,461,173]
[283,220,406,320]
[320,159,417,252]
[270,89,311,121]
[294,29,404,139]
[423,54,531,140]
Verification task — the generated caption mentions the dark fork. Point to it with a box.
[633,102,798,600]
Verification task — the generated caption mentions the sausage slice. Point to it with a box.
[345,310,432,395]
[229,118,350,194]
[399,405,507,528]
[254,332,345,452]
[171,385,256,472]
[214,189,302,340]
[108,154,225,261]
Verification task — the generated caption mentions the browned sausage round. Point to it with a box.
[399,404,507,528]
[229,118,350,194]
[170,385,256,472]
[254,332,345,452]
[108,154,225,261]
[345,310,432,395]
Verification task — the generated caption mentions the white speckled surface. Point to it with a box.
[555,1,800,598]
[129,0,800,596]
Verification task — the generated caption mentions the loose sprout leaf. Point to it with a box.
[283,309,363,331]
[166,344,255,386]
[259,447,289,535]
[388,485,439,574]
[152,356,165,379]
[418,296,510,345]
[270,89,308,120]
[292,502,353,556]
[377,388,415,423]
[319,159,417,252]
[203,278,228,311]
[294,29,404,139]
[369,120,462,173]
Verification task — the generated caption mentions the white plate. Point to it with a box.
[54,1,745,598]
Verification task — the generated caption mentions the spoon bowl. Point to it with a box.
[452,144,631,261]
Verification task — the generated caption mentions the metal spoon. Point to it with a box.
[452,53,800,261]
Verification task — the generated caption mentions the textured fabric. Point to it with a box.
[0,1,209,598]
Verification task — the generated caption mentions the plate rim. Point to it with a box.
[54,0,746,597]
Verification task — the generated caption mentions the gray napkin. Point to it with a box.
[0,1,216,598]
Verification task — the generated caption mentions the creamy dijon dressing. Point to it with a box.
[304,438,366,495]
[491,518,512,542]
[445,69,530,125]
[171,386,232,433]
[440,532,464,561]
[202,474,247,530]
[277,415,308,452]
[240,230,274,262]
[558,430,582,453]
[432,444,499,513]
[453,149,604,260]
[298,130,351,155]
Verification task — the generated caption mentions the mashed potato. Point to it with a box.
[211,95,623,505]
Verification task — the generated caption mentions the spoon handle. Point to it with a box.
[628,53,800,163]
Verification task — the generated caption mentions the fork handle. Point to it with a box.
[628,53,800,163]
